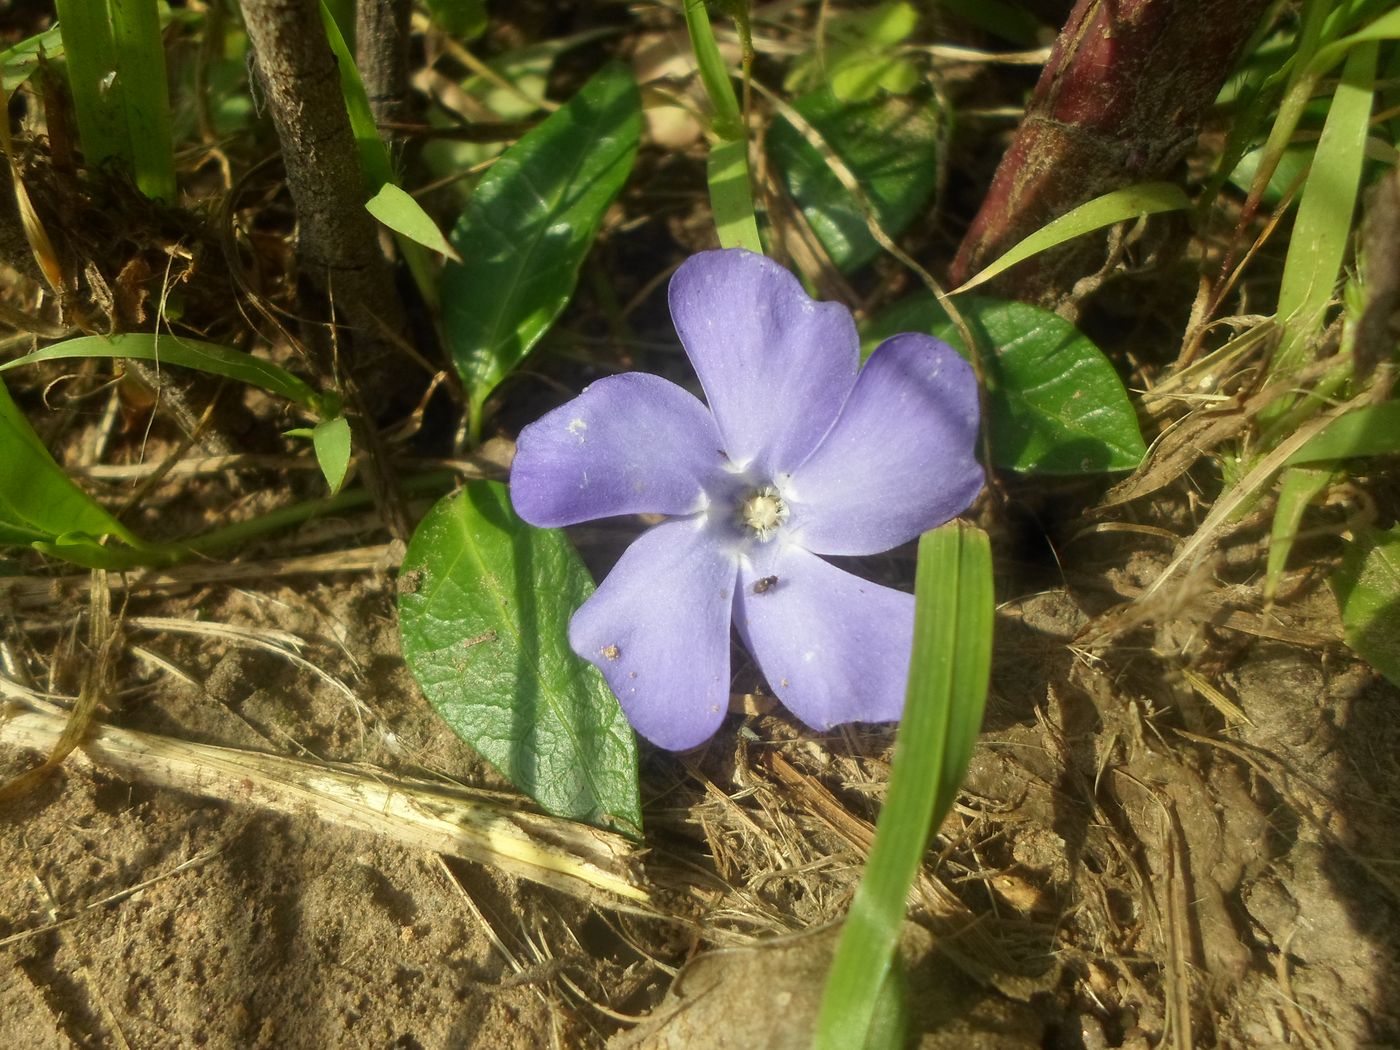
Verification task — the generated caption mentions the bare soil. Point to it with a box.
[4,523,1398,1048]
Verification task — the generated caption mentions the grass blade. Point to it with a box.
[54,0,129,170]
[108,0,175,200]
[0,333,336,417]
[951,183,1191,294]
[1,27,65,94]
[1269,41,1377,384]
[813,521,993,1049]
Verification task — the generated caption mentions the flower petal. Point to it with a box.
[734,545,913,731]
[511,373,726,527]
[570,518,738,750]
[787,334,983,556]
[668,249,858,477]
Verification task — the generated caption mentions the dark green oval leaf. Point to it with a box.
[442,63,641,428]
[397,481,641,833]
[864,294,1146,474]
[768,89,941,273]
[1332,524,1400,687]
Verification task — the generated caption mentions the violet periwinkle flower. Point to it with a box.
[510,249,983,750]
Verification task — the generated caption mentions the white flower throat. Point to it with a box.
[738,485,789,541]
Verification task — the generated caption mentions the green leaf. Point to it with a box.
[55,0,129,169]
[1332,524,1400,687]
[768,90,941,273]
[1284,401,1400,464]
[814,522,994,1049]
[318,0,394,189]
[1269,41,1377,385]
[312,416,352,495]
[109,0,176,200]
[0,333,335,417]
[1309,8,1400,78]
[422,0,487,40]
[865,294,1146,473]
[441,63,641,432]
[366,183,461,260]
[682,0,743,140]
[397,482,642,832]
[785,1,920,99]
[2,27,65,94]
[1264,465,1333,604]
[0,376,144,548]
[952,183,1192,294]
[706,137,762,254]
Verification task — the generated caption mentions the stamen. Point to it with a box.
[738,485,789,541]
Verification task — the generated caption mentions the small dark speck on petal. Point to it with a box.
[601,644,621,661]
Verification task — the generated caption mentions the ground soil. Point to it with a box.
[3,518,1398,1048]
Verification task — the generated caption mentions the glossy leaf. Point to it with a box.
[366,183,461,260]
[441,63,641,432]
[815,522,994,1049]
[312,416,352,495]
[952,183,1191,294]
[0,333,335,417]
[397,482,642,832]
[768,90,941,272]
[1332,524,1400,687]
[0,377,144,548]
[865,294,1146,474]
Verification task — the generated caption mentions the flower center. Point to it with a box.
[737,485,789,541]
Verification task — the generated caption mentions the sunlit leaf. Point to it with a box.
[1269,41,1377,384]
[707,137,762,254]
[1264,465,1333,604]
[1,27,64,94]
[951,183,1191,294]
[0,333,334,416]
[366,183,461,260]
[1285,401,1400,464]
[814,522,993,1049]
[0,377,144,549]
[312,416,352,495]
[397,482,642,832]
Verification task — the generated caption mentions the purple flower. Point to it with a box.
[510,249,983,750]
